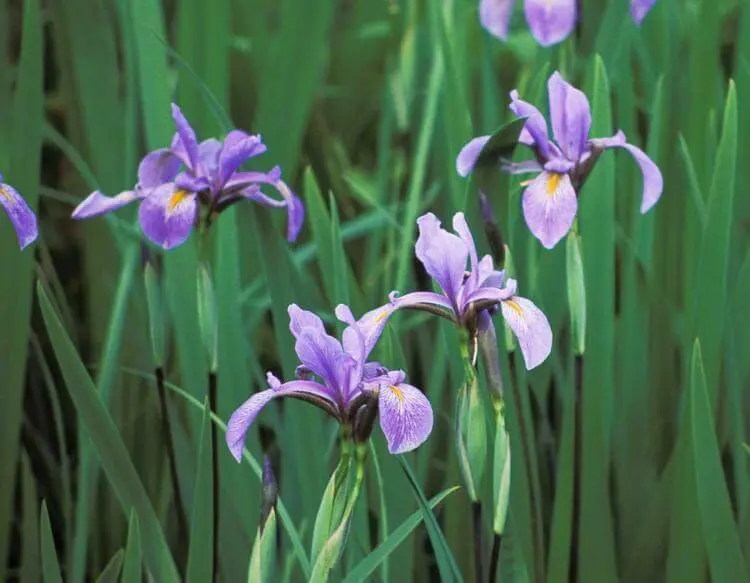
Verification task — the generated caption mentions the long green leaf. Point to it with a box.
[40,501,62,583]
[37,283,180,582]
[121,511,142,583]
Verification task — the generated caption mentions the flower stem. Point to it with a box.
[568,356,583,583]
[208,370,219,582]
[155,366,188,566]
[488,532,502,583]
[472,501,484,583]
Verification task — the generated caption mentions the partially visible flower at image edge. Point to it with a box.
[0,172,37,250]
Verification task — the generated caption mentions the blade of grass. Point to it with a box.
[40,501,63,583]
[94,550,124,583]
[121,511,142,583]
[38,283,180,582]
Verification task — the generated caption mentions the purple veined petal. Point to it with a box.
[72,189,141,220]
[500,295,552,369]
[273,180,304,242]
[522,171,578,249]
[363,361,388,380]
[288,303,327,338]
[218,131,265,188]
[523,0,577,47]
[137,183,198,250]
[462,282,515,313]
[476,255,505,288]
[0,183,37,249]
[479,0,517,40]
[590,131,663,214]
[456,135,491,177]
[226,380,336,462]
[630,0,657,25]
[547,72,591,162]
[415,213,468,308]
[348,302,398,357]
[391,290,456,317]
[377,382,434,454]
[138,149,182,188]
[171,103,200,171]
[453,213,479,274]
[509,90,552,159]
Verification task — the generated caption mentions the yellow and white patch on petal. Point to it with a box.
[167,189,191,216]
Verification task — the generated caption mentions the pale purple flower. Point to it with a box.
[479,0,657,47]
[73,104,303,250]
[0,173,37,249]
[457,72,663,249]
[352,212,552,370]
[225,304,434,460]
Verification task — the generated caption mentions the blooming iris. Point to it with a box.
[225,304,434,459]
[0,173,37,250]
[73,104,303,250]
[457,72,663,249]
[479,0,658,47]
[351,212,552,370]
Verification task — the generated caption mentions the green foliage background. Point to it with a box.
[0,0,749,581]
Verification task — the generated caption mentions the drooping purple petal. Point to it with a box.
[138,149,182,188]
[456,135,491,177]
[0,183,37,249]
[72,189,141,219]
[226,380,336,462]
[415,213,468,308]
[590,131,663,213]
[522,171,578,249]
[500,295,552,369]
[509,90,552,159]
[523,0,577,47]
[377,381,434,454]
[547,72,591,162]
[228,168,304,242]
[218,131,265,187]
[171,103,200,170]
[630,0,657,24]
[479,0,516,40]
[137,183,198,250]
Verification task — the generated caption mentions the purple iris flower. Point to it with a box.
[73,104,304,250]
[457,72,663,249]
[0,173,37,250]
[479,0,657,47]
[351,212,552,370]
[225,303,434,459]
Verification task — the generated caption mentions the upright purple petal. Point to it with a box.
[218,132,265,187]
[171,103,200,170]
[522,171,578,249]
[288,304,327,338]
[415,213,468,307]
[138,183,198,250]
[294,327,351,397]
[198,139,222,179]
[335,304,368,363]
[138,149,182,188]
[630,0,657,24]
[457,135,491,177]
[547,72,591,162]
[500,295,552,369]
[479,0,516,40]
[72,189,140,219]
[509,90,552,159]
[0,183,37,249]
[452,213,482,300]
[590,131,663,213]
[377,381,434,454]
[226,380,336,462]
[523,0,577,47]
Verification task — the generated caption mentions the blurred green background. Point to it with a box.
[1,0,749,581]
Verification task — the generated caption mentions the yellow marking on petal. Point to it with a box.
[167,190,189,215]
[505,299,524,319]
[390,385,405,403]
[546,174,561,197]
[0,187,14,205]
[375,309,389,324]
